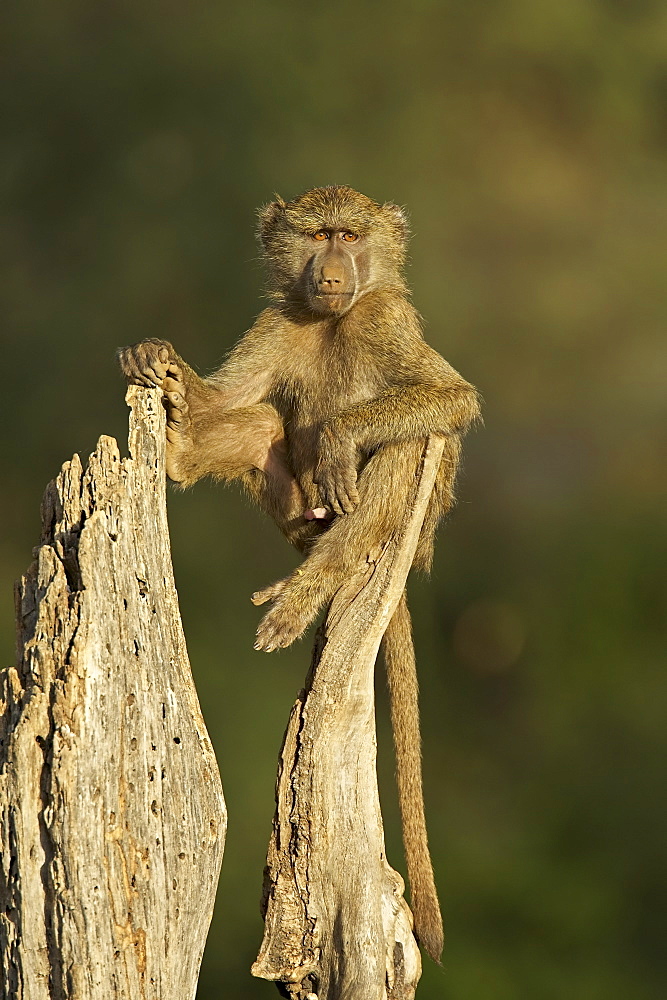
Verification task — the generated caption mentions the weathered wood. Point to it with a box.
[252,436,446,1000]
[0,387,226,1000]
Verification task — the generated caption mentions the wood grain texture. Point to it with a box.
[0,386,225,1000]
[252,435,445,1000]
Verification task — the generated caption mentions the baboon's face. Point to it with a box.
[298,227,369,316]
[259,186,409,316]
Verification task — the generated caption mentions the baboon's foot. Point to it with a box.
[118,338,174,388]
[254,596,316,652]
[253,575,321,652]
[161,370,193,483]
[250,575,291,607]
[162,370,190,434]
[118,339,192,483]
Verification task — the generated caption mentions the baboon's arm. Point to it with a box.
[314,349,480,514]
[325,377,480,449]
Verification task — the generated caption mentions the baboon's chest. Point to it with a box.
[277,335,383,419]
[273,348,383,479]
[275,366,379,430]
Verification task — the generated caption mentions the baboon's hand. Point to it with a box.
[118,338,179,388]
[314,425,359,515]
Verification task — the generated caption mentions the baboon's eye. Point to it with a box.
[341,231,359,243]
[312,230,329,241]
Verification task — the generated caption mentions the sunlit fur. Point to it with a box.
[118,185,481,963]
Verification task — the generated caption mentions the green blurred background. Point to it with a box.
[2,2,666,997]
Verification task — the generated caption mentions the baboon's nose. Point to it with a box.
[318,263,345,290]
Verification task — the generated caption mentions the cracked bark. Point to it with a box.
[252,435,445,1000]
[0,387,225,1000]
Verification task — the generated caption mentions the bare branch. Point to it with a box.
[0,387,225,1000]
[253,436,446,1000]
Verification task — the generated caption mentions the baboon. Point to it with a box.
[119,185,480,962]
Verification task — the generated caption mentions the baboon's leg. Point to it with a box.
[119,339,305,522]
[253,439,425,651]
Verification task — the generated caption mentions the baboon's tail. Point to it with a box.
[382,590,444,963]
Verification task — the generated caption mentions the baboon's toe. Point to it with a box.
[251,577,290,606]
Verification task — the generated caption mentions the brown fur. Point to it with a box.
[118,185,481,961]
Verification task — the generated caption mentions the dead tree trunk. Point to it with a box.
[0,387,226,1000]
[252,436,445,1000]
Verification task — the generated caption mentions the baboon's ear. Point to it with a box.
[258,197,287,246]
[382,202,410,243]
